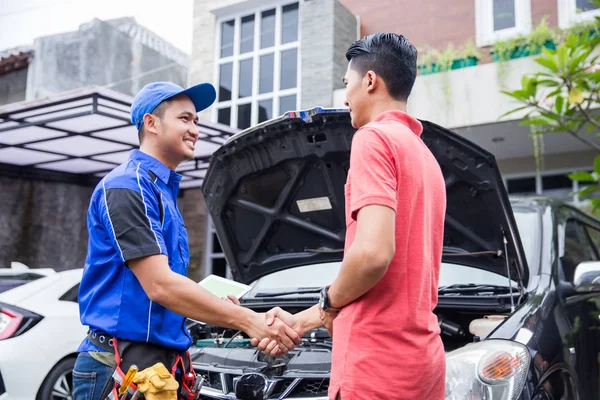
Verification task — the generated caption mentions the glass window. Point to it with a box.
[507,177,536,195]
[562,220,597,282]
[279,94,296,115]
[577,0,599,12]
[238,103,252,129]
[220,20,234,58]
[261,9,276,48]
[476,0,530,47]
[585,225,600,256]
[240,15,255,54]
[238,59,253,98]
[542,174,573,190]
[542,173,575,201]
[280,49,297,90]
[214,3,299,128]
[212,233,223,254]
[259,54,274,94]
[212,257,227,278]
[281,3,299,44]
[493,0,516,31]
[217,108,231,126]
[258,99,273,122]
[218,63,232,102]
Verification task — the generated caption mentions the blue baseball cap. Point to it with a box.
[130,82,217,130]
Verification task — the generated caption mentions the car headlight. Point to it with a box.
[445,339,531,400]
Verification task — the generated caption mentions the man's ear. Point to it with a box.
[365,70,379,94]
[142,113,160,136]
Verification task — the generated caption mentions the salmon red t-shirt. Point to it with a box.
[329,110,447,400]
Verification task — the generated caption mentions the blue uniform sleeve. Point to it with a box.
[100,178,168,262]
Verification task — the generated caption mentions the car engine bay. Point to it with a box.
[188,306,510,399]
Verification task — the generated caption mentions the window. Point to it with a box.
[475,0,532,47]
[558,0,600,28]
[561,220,597,281]
[505,169,592,204]
[213,2,301,130]
[204,218,231,279]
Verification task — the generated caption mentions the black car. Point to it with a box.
[190,108,600,400]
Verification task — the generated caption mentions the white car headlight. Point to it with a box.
[445,339,531,400]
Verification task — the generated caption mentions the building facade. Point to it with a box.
[0,17,189,105]
[188,0,600,278]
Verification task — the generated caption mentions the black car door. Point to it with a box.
[557,216,600,400]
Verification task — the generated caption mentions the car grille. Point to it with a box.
[196,368,329,399]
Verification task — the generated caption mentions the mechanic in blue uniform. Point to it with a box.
[72,81,300,400]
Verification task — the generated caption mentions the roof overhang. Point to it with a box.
[0,86,238,189]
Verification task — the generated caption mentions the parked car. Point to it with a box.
[0,264,84,400]
[193,108,600,400]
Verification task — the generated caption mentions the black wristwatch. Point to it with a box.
[319,286,342,312]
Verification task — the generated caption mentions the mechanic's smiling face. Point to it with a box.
[148,94,199,169]
[343,60,372,129]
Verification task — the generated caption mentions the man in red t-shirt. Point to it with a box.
[254,33,446,399]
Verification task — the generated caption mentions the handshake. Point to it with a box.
[225,296,337,356]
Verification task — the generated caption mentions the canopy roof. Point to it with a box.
[0,86,237,189]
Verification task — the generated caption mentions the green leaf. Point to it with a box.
[555,95,565,114]
[535,56,559,73]
[566,33,578,49]
[594,154,600,174]
[536,79,560,87]
[577,184,600,199]
[588,123,596,133]
[501,89,530,101]
[569,171,596,182]
[521,116,558,126]
[558,44,569,71]
[541,47,557,57]
[569,50,592,74]
[499,105,531,120]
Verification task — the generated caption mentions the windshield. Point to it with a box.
[246,208,541,295]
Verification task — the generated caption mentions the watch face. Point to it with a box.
[318,288,326,309]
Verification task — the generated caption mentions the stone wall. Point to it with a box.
[0,177,92,270]
[0,68,27,106]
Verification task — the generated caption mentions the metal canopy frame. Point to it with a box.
[0,86,238,189]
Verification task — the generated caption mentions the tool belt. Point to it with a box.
[88,330,203,400]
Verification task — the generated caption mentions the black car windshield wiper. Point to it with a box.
[438,284,513,295]
[254,288,322,298]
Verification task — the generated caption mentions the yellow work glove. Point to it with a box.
[132,363,179,400]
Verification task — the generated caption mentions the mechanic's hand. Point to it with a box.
[319,305,338,337]
[244,312,300,354]
[222,295,240,305]
[251,307,299,356]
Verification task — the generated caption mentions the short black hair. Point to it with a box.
[138,99,172,144]
[345,33,418,101]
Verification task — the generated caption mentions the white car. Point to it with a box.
[0,263,85,400]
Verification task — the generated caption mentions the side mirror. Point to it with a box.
[574,261,600,292]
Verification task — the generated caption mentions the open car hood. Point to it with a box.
[202,108,528,287]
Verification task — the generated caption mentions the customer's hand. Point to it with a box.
[251,307,300,356]
[319,305,338,337]
[244,311,300,354]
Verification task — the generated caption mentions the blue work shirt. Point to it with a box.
[77,149,192,352]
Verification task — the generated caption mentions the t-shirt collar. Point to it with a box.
[372,110,423,136]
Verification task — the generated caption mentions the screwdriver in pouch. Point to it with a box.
[119,364,139,396]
